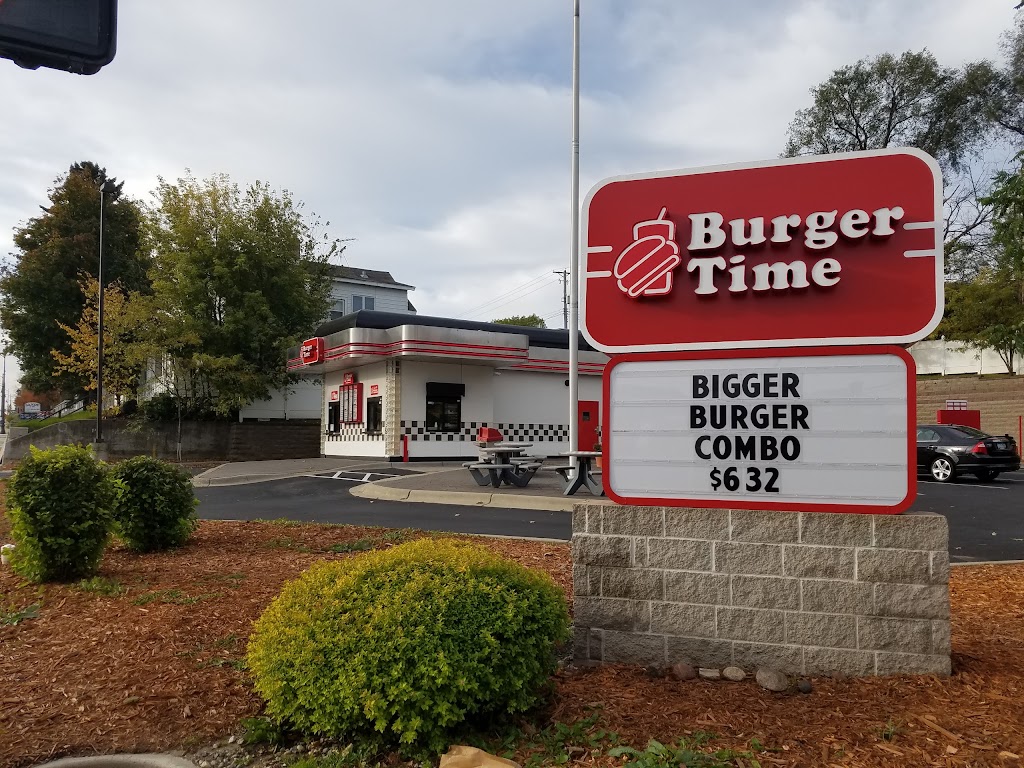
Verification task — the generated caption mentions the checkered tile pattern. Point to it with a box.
[326,423,384,442]
[398,421,569,443]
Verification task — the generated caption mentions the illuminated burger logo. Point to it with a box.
[613,207,681,298]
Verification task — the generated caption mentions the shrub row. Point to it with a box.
[5,445,198,582]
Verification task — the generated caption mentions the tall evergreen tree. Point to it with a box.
[0,162,148,396]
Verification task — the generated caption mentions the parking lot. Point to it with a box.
[911,469,1024,562]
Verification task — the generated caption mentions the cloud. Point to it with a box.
[0,0,1017,384]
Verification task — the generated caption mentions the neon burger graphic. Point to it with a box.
[612,207,681,298]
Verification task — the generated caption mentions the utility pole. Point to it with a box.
[553,269,569,329]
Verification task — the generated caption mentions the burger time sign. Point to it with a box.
[582,149,943,352]
[585,149,942,514]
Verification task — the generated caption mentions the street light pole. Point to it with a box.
[96,180,111,444]
[568,0,581,466]
[1,349,6,436]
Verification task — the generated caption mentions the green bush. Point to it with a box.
[5,444,116,582]
[246,539,570,755]
[110,457,198,552]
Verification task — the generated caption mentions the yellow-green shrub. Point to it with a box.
[246,539,570,754]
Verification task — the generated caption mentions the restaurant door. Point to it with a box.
[578,400,599,451]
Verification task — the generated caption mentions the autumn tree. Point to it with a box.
[938,152,1024,372]
[983,11,1024,146]
[784,50,991,171]
[145,172,339,415]
[50,277,148,405]
[784,51,999,278]
[0,162,149,396]
[492,314,546,328]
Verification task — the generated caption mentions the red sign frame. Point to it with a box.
[601,345,917,514]
[582,149,943,353]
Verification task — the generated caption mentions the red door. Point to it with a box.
[578,400,600,451]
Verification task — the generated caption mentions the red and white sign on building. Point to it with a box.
[586,149,942,513]
[582,149,943,353]
[300,337,325,365]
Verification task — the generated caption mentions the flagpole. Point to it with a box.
[568,0,581,469]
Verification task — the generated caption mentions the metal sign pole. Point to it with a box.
[568,0,581,470]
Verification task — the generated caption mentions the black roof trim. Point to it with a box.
[313,310,596,352]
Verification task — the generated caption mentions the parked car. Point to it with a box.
[916,424,1021,483]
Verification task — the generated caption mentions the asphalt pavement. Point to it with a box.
[192,459,1024,561]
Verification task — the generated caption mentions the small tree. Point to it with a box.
[492,314,546,328]
[50,277,148,406]
[145,172,340,415]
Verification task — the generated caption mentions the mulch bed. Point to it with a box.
[0,513,1021,768]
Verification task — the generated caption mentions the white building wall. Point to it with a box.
[400,362,495,459]
[492,370,603,456]
[322,362,389,457]
[239,377,323,421]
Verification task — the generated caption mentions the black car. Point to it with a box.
[916,424,1021,483]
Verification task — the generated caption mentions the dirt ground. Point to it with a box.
[0,514,1022,768]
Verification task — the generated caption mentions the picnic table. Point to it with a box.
[464,443,542,488]
[550,450,605,496]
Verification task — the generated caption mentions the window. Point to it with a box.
[425,382,464,432]
[366,396,383,435]
[327,401,340,432]
[353,295,375,311]
[339,383,363,423]
[328,298,346,321]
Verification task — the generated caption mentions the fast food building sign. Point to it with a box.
[584,149,943,513]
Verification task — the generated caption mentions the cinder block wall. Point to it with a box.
[572,505,951,677]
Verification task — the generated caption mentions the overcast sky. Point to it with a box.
[0,1,1017,396]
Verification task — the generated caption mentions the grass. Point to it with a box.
[132,589,220,606]
[264,537,312,553]
[9,410,94,434]
[606,735,763,768]
[76,576,127,596]
[329,538,375,554]
[881,718,903,741]
[0,602,40,626]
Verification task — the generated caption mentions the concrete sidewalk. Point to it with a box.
[191,456,604,512]
[350,465,605,512]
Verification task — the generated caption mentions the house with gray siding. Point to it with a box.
[326,266,416,320]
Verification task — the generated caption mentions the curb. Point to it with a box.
[351,480,576,512]
[192,471,314,488]
[36,755,198,768]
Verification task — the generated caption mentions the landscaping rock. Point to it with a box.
[670,662,697,681]
[722,666,746,681]
[797,678,813,694]
[756,667,789,692]
[698,667,722,680]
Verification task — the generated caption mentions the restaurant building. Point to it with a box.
[287,311,608,460]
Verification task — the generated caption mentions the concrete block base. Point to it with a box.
[572,505,951,677]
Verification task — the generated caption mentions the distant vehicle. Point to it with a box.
[916,424,1021,483]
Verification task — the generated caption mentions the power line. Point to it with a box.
[467,279,559,320]
[460,273,553,318]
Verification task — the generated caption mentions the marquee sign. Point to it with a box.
[603,346,915,513]
[582,149,943,352]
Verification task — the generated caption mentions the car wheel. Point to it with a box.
[975,470,999,482]
[929,456,956,483]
